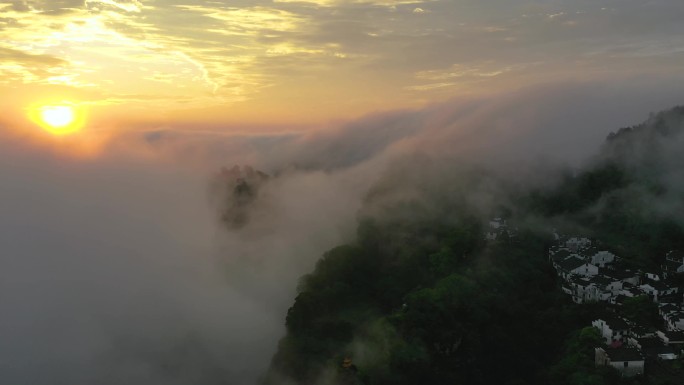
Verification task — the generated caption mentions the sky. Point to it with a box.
[1,0,684,132]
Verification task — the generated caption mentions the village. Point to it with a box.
[488,218,684,378]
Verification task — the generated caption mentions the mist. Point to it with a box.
[1,80,684,384]
[0,137,364,384]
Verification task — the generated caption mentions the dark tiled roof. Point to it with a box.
[659,303,680,314]
[662,331,684,342]
[551,252,570,264]
[632,324,657,337]
[558,256,588,272]
[627,288,644,296]
[651,281,671,291]
[637,337,664,349]
[551,247,570,257]
[596,316,630,330]
[606,348,643,362]
[584,247,600,256]
[603,269,636,280]
[643,344,676,357]
[590,275,614,286]
[571,276,592,287]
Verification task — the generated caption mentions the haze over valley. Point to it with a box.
[2,1,684,384]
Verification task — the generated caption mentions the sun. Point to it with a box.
[31,103,84,135]
[41,106,75,128]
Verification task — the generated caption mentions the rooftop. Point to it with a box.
[596,316,630,330]
[636,337,663,349]
[583,246,600,256]
[558,256,588,272]
[659,303,680,314]
[605,348,644,362]
[603,268,636,280]
[651,281,671,291]
[571,276,592,287]
[661,330,684,342]
[590,275,614,286]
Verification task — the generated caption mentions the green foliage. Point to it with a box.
[547,327,612,385]
[267,219,585,385]
[266,106,684,385]
[622,296,660,329]
[526,162,628,216]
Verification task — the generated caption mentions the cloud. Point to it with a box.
[2,77,684,384]
[0,132,364,384]
[2,0,683,122]
[280,79,684,172]
[4,0,86,14]
[86,0,143,12]
[0,46,67,66]
[111,78,684,177]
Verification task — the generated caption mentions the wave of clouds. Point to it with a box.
[1,79,684,384]
[0,130,365,384]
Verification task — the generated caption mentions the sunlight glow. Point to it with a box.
[31,103,85,136]
[41,106,75,128]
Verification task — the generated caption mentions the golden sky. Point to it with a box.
[1,0,683,132]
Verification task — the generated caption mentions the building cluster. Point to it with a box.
[485,218,517,241]
[549,235,684,377]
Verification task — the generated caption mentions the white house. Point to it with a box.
[568,277,604,303]
[566,237,591,252]
[595,347,645,377]
[603,269,640,286]
[590,275,623,297]
[619,287,645,298]
[627,337,676,360]
[486,218,510,241]
[590,250,617,268]
[556,257,599,280]
[593,317,631,344]
[639,283,660,302]
[489,218,505,229]
[640,281,677,303]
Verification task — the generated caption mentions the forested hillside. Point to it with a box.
[264,106,684,385]
[524,106,684,269]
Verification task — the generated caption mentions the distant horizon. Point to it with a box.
[2,0,684,134]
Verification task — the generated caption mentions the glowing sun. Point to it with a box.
[41,105,74,128]
[33,104,83,135]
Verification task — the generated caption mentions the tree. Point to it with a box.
[623,295,660,329]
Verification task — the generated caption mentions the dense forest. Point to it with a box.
[263,106,684,385]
